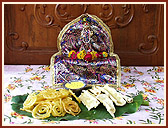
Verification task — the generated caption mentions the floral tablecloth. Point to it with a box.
[3,65,165,126]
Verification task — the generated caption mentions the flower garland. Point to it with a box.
[67,15,109,62]
[68,50,108,62]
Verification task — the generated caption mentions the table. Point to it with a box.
[3,65,165,125]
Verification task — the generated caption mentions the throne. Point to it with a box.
[50,14,121,88]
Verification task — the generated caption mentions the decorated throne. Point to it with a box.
[50,14,121,88]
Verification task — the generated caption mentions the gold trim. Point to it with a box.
[50,13,121,88]
[50,51,62,88]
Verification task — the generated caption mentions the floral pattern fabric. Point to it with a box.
[54,55,118,85]
[61,14,111,56]
[53,14,119,87]
[3,65,165,125]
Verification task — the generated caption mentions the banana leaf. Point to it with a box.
[11,94,148,121]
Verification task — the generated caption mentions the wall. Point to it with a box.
[4,4,164,65]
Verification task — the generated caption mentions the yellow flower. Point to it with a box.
[142,93,148,100]
[68,50,76,58]
[4,93,12,102]
[155,67,164,72]
[143,82,150,86]
[83,17,87,22]
[90,51,97,60]
[25,67,33,72]
[144,87,156,93]
[155,79,164,83]
[43,66,50,71]
[123,68,131,73]
[157,99,164,105]
[77,50,86,59]
[30,76,42,81]
[138,71,144,75]
[7,84,16,90]
[14,79,22,83]
[122,83,135,89]
[102,52,108,57]
[116,87,126,92]
[11,112,23,119]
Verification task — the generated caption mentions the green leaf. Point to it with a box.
[127,120,134,124]
[115,94,144,116]
[11,94,148,121]
[11,94,28,104]
[77,103,112,120]
[142,100,149,106]
[11,103,32,117]
[46,113,78,121]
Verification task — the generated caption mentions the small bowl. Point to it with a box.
[63,80,86,94]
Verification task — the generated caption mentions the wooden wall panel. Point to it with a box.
[4,4,164,65]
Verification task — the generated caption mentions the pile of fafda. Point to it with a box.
[79,84,133,118]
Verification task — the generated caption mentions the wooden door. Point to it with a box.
[4,4,164,65]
